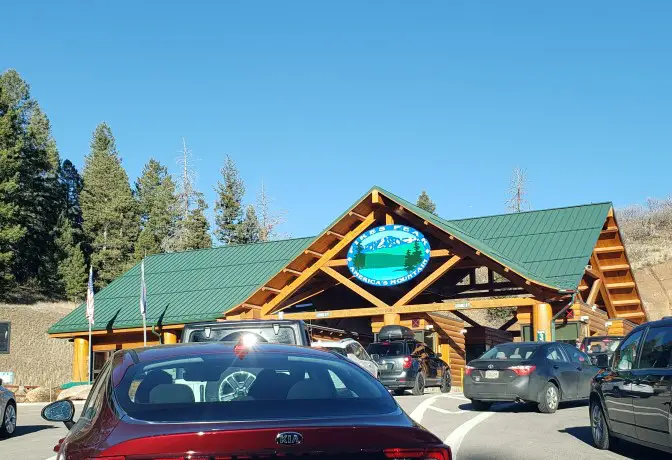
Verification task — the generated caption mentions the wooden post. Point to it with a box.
[384,313,401,325]
[72,337,89,382]
[532,303,552,342]
[162,331,179,344]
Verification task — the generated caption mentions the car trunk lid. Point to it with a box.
[468,359,534,383]
[96,423,444,459]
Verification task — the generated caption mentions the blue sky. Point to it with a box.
[3,2,671,238]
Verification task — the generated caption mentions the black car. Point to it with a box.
[590,317,672,453]
[464,341,599,413]
[367,325,451,395]
[580,335,623,368]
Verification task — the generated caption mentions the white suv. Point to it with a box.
[312,339,379,378]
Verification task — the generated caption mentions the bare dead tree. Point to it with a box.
[176,137,197,220]
[257,180,287,241]
[506,167,530,213]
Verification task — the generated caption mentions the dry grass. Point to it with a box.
[619,197,672,269]
[0,302,77,386]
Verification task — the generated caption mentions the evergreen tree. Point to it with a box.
[353,242,365,270]
[81,123,139,287]
[416,190,437,215]
[0,70,28,292]
[55,214,87,300]
[237,205,261,244]
[214,155,245,244]
[181,197,212,250]
[60,159,84,228]
[134,159,178,258]
[404,249,414,273]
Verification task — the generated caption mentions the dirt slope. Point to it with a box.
[634,261,672,321]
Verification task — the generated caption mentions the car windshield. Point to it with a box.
[479,344,539,360]
[115,348,394,422]
[584,338,622,354]
[367,342,406,357]
[187,326,298,345]
[319,346,347,357]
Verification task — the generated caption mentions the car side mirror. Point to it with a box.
[41,399,75,430]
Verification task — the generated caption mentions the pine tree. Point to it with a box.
[0,70,28,293]
[416,191,437,215]
[81,123,139,287]
[353,242,365,270]
[55,214,87,300]
[214,155,245,244]
[135,159,179,258]
[181,197,212,250]
[237,205,261,244]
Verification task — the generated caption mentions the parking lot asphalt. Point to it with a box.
[1,395,666,460]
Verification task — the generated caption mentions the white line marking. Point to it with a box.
[444,411,495,460]
[409,394,451,423]
[428,406,466,415]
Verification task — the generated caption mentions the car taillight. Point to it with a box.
[464,365,474,376]
[384,447,452,460]
[509,365,536,376]
[403,356,412,369]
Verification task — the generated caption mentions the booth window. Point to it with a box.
[0,322,10,354]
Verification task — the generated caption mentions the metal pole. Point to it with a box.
[142,314,147,346]
[88,322,92,383]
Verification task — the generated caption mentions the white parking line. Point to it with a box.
[409,394,452,423]
[444,411,495,460]
[428,406,466,415]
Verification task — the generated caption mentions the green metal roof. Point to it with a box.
[375,186,611,291]
[50,186,611,334]
[48,237,314,334]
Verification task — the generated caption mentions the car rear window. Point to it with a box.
[584,338,621,354]
[367,342,406,357]
[115,348,395,422]
[187,326,298,345]
[480,344,539,360]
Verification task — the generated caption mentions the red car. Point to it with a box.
[42,341,451,460]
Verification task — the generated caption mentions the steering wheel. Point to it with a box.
[218,371,257,401]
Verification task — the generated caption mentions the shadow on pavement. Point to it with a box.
[560,426,663,459]
[458,400,589,413]
[11,424,57,438]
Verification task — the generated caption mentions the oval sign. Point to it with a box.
[347,224,431,286]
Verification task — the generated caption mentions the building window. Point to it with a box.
[0,322,10,354]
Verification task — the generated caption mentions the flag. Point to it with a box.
[86,266,95,325]
[140,259,147,317]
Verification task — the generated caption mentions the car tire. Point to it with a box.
[0,402,16,437]
[590,400,616,450]
[440,374,451,393]
[537,382,560,414]
[411,373,425,396]
[471,400,492,411]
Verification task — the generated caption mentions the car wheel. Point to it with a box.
[440,374,452,393]
[537,382,559,414]
[471,400,492,411]
[411,373,425,396]
[591,400,616,450]
[0,402,16,437]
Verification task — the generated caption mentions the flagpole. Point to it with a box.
[88,321,92,383]
[142,313,147,347]
[141,258,147,347]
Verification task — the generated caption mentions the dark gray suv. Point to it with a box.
[367,325,451,395]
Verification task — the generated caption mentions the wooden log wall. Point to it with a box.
[572,303,609,337]
[607,318,637,337]
[427,314,466,388]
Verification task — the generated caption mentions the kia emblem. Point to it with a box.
[488,364,494,369]
[276,432,303,446]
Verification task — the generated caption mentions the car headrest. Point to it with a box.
[149,384,195,404]
[287,379,333,400]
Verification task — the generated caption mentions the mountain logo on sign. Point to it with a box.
[347,225,431,287]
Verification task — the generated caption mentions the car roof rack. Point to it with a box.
[378,325,415,341]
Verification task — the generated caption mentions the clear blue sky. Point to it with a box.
[3,2,671,238]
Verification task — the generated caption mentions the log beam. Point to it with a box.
[393,256,462,307]
[320,266,390,310]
